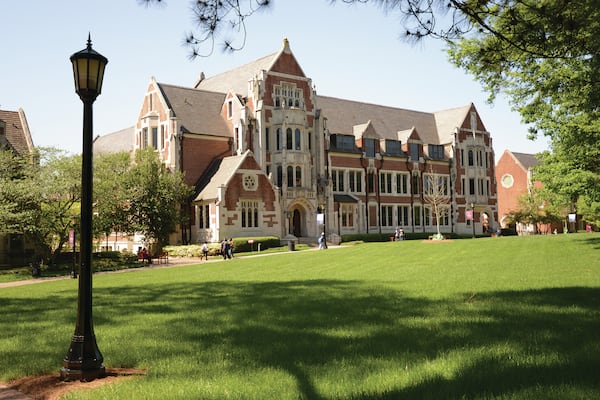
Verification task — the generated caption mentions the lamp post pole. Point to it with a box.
[61,35,108,382]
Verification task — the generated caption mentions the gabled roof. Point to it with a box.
[316,95,440,144]
[193,38,306,96]
[0,108,34,156]
[194,150,250,202]
[93,126,134,154]
[157,83,230,137]
[511,151,539,171]
[433,103,475,144]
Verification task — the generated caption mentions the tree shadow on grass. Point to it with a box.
[1,282,600,398]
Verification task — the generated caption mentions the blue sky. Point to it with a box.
[1,0,549,161]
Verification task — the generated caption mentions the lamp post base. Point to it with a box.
[60,365,105,382]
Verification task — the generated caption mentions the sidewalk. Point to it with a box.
[0,257,203,289]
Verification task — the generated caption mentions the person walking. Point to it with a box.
[318,232,326,250]
[201,242,209,261]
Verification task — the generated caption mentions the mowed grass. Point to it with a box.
[1,234,599,399]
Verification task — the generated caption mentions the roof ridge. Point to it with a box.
[316,94,433,116]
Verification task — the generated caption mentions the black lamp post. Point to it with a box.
[61,35,108,382]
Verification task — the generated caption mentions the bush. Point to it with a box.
[164,236,281,257]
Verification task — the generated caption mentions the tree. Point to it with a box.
[37,148,82,261]
[0,149,41,241]
[125,148,193,251]
[93,151,132,248]
[423,168,450,239]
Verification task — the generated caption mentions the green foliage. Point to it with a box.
[1,234,600,398]
[447,1,600,209]
[164,237,283,257]
[125,149,193,249]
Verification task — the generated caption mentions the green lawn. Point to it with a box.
[1,234,599,399]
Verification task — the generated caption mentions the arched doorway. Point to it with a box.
[293,209,302,237]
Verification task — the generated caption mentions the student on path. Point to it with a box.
[318,232,326,250]
[201,242,209,261]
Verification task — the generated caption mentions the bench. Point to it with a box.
[156,252,169,264]
[138,251,169,264]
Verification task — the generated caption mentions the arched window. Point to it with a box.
[287,166,294,187]
[286,128,293,150]
[295,128,301,150]
[275,97,281,108]
[296,166,302,187]
[277,165,283,187]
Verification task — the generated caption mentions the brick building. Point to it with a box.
[495,149,561,234]
[98,39,498,244]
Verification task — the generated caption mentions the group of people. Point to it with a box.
[220,238,235,260]
[393,228,405,241]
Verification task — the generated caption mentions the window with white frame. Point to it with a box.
[341,204,355,227]
[241,200,259,228]
[423,174,449,196]
[380,172,392,194]
[349,171,362,193]
[332,169,344,192]
[397,205,409,227]
[198,204,210,229]
[424,206,432,226]
[396,173,408,194]
[380,205,394,227]
[413,205,422,226]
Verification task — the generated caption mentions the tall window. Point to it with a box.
[277,128,282,150]
[287,166,294,187]
[424,207,430,226]
[286,128,293,150]
[349,171,362,193]
[380,205,394,227]
[468,150,474,166]
[413,205,422,226]
[241,200,259,228]
[277,166,283,187]
[397,205,409,227]
[332,170,344,192]
[412,174,419,195]
[341,204,354,227]
[198,204,210,228]
[380,173,392,194]
[265,127,270,150]
[152,127,158,150]
[142,128,148,148]
[396,174,408,194]
[296,166,302,187]
[295,128,301,150]
[367,172,375,193]
[469,178,475,195]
